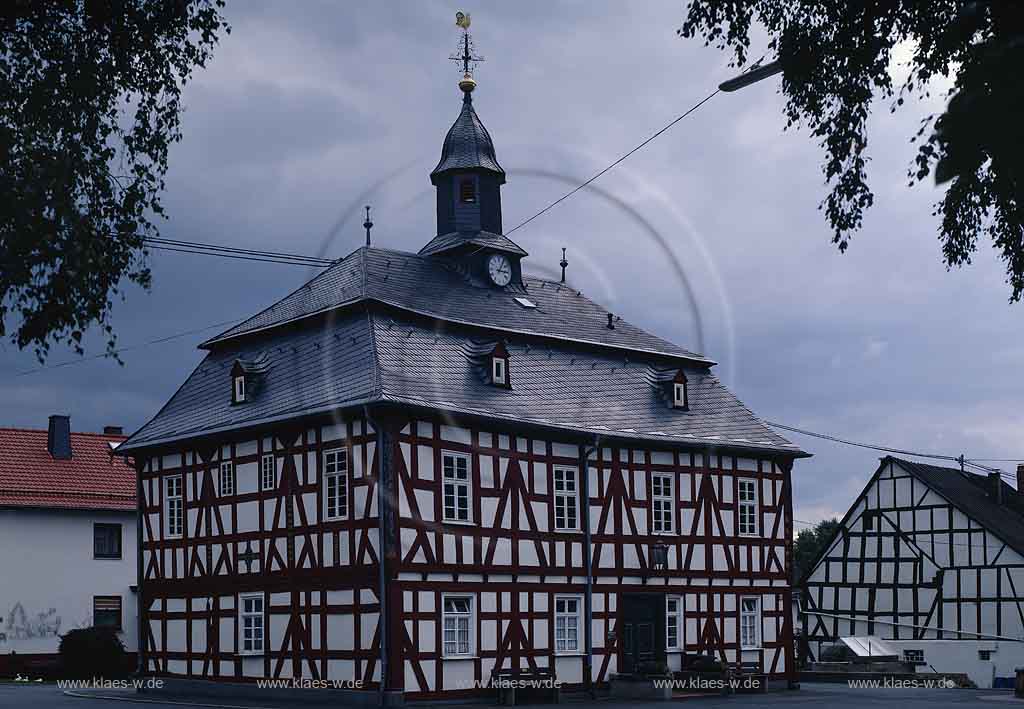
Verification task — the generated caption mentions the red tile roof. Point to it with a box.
[0,428,136,511]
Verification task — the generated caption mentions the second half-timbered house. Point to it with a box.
[119,60,809,701]
[801,456,1024,688]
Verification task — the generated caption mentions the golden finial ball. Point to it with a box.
[459,72,476,93]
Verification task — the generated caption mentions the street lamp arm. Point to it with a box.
[718,59,783,92]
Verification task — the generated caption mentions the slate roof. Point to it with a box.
[202,246,711,363]
[431,94,504,179]
[891,457,1024,557]
[122,308,803,456]
[0,428,135,511]
[373,320,798,451]
[418,230,528,257]
[124,312,377,449]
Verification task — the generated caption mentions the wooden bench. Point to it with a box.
[490,667,560,705]
[735,661,767,693]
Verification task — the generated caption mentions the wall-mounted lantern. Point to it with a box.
[651,542,668,571]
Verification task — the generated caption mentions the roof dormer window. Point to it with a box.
[489,342,510,389]
[230,353,270,405]
[672,370,688,410]
[233,374,246,404]
[459,178,477,203]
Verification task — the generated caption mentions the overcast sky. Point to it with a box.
[3,1,1021,527]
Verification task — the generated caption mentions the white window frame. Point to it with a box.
[240,593,264,655]
[442,451,472,524]
[666,596,682,651]
[738,479,758,537]
[651,472,674,534]
[740,596,761,649]
[219,461,235,497]
[165,475,183,539]
[492,357,507,386]
[554,595,583,654]
[323,448,348,520]
[233,375,246,403]
[441,594,475,658]
[673,382,685,407]
[553,467,579,531]
[260,454,275,492]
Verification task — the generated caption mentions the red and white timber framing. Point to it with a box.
[136,407,797,699]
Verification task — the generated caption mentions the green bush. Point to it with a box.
[819,643,853,662]
[58,627,130,679]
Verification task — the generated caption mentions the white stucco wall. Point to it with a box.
[883,639,1024,690]
[0,507,137,655]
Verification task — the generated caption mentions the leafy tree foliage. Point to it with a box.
[680,1,1024,299]
[793,517,840,584]
[0,1,229,361]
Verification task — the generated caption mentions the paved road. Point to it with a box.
[0,681,1017,708]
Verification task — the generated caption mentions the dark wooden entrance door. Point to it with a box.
[620,594,665,674]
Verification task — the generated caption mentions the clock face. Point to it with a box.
[487,253,512,286]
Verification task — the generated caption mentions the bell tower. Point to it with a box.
[420,13,527,290]
[429,18,505,237]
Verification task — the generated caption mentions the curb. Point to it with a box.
[62,689,287,709]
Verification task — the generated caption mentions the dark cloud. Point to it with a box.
[3,2,1021,525]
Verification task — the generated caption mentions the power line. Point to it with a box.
[131,88,725,268]
[503,88,721,237]
[765,421,961,463]
[14,317,246,377]
[770,421,1022,485]
[142,237,336,268]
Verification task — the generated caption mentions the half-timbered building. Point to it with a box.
[801,456,1024,688]
[119,58,808,701]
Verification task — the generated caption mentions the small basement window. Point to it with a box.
[903,649,925,666]
[93,596,123,631]
[233,375,246,404]
[459,178,476,203]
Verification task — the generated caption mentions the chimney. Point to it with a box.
[988,472,1004,506]
[103,425,123,436]
[1018,464,1024,493]
[47,415,72,459]
[606,313,615,329]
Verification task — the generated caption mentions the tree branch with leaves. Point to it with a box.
[680,0,1024,299]
[0,0,229,362]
